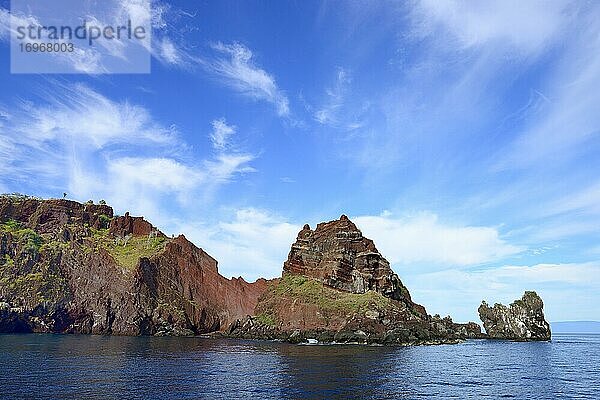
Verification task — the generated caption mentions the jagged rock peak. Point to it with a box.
[478,291,551,341]
[283,215,413,304]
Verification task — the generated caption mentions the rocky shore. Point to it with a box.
[0,195,550,344]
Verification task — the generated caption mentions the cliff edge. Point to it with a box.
[0,195,268,335]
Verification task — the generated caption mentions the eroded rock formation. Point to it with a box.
[283,215,417,306]
[0,195,268,335]
[478,291,551,341]
[229,215,483,344]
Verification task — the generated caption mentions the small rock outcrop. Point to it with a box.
[478,291,551,341]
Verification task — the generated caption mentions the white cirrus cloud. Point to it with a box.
[107,157,202,191]
[353,212,523,267]
[314,68,351,126]
[410,0,572,54]
[0,1,195,72]
[210,118,236,150]
[493,4,600,171]
[15,83,176,149]
[204,153,256,183]
[545,181,600,217]
[204,42,290,116]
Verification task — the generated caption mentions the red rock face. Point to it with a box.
[138,235,269,333]
[0,196,269,335]
[109,212,161,238]
[0,197,113,234]
[283,215,417,306]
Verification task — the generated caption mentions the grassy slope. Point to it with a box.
[89,228,170,270]
[0,220,68,305]
[256,274,393,327]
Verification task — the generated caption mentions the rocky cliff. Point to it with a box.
[5,196,534,345]
[478,291,551,341]
[283,215,419,307]
[229,215,482,344]
[0,195,268,335]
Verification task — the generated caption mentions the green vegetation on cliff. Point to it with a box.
[1,219,44,254]
[0,220,69,307]
[89,229,169,270]
[256,274,393,325]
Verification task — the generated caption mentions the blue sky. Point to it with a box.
[1,0,599,323]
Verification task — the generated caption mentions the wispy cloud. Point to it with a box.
[309,67,369,131]
[496,13,600,169]
[410,0,572,54]
[203,42,290,116]
[206,118,256,182]
[0,1,153,73]
[0,83,255,218]
[210,118,235,150]
[314,68,351,126]
[0,1,196,72]
[13,83,176,148]
[544,181,600,217]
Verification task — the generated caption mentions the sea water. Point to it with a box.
[0,333,598,399]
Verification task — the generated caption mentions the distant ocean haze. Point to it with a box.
[551,321,600,334]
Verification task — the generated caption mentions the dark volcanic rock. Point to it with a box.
[478,291,551,341]
[0,195,268,336]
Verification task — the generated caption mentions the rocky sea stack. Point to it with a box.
[478,291,551,341]
[228,215,482,344]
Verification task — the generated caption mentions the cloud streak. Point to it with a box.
[0,83,255,219]
[203,42,290,116]
[410,0,571,54]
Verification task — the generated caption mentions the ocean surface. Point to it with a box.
[0,334,598,399]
